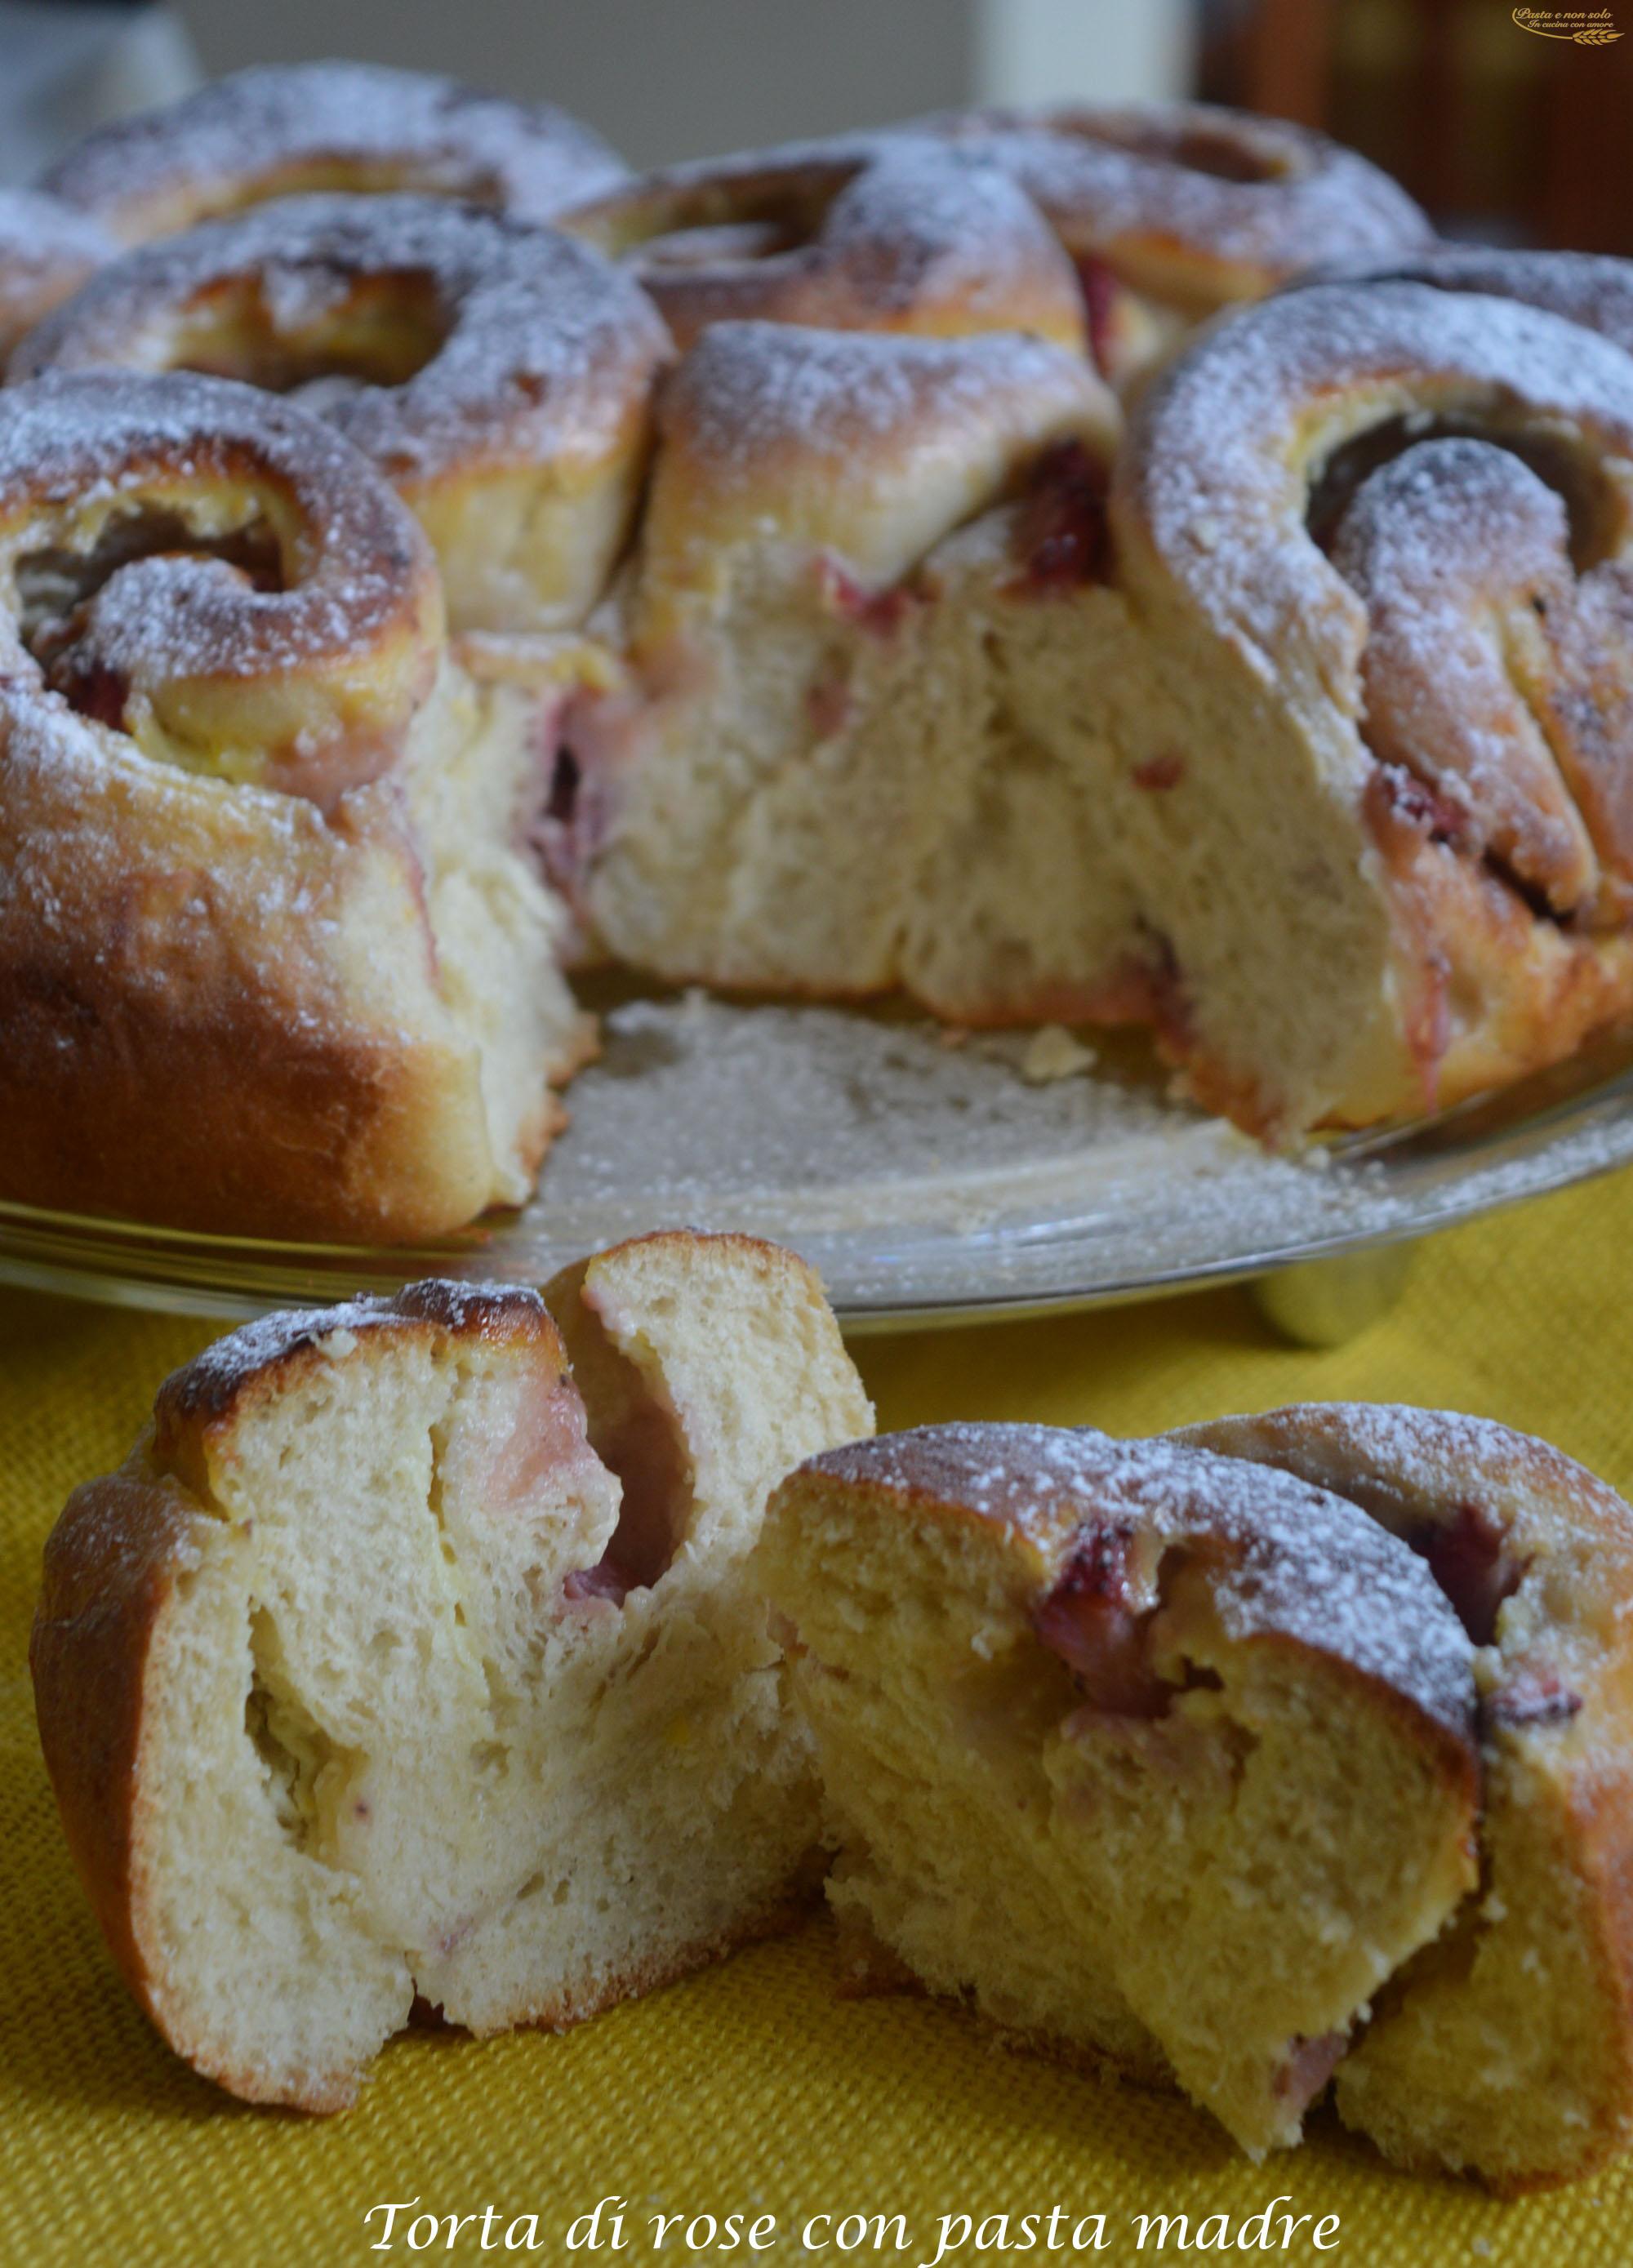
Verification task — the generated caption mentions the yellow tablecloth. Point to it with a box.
[6,1171,1633,2267]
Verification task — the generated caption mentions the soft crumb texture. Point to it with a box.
[570,270,1633,1144]
[1178,1403,1633,2190]
[763,1421,1482,2161]
[29,1233,873,2110]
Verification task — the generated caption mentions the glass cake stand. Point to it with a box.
[3,986,1631,1336]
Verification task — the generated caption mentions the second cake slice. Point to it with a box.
[32,1230,873,2109]
[762,1421,1479,2157]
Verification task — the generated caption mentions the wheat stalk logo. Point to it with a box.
[1512,8,1624,36]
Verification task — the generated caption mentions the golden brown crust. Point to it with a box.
[636,321,1113,632]
[777,1417,1492,2164]
[564,105,1431,393]
[1116,278,1633,1121]
[33,1251,845,2111]
[29,1460,204,2049]
[0,370,443,800]
[1177,1403,1633,2189]
[11,196,666,489]
[912,101,1435,300]
[0,696,497,1241]
[12,198,673,637]
[19,97,1633,1220]
[549,1222,831,1300]
[801,1423,1479,1759]
[564,138,1086,356]
[41,61,628,244]
[0,367,587,1240]
[33,1279,581,2110]
[153,1279,558,1453]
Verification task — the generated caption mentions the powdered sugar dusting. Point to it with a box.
[163,1278,548,1418]
[1293,247,1633,361]
[1128,282,1633,673]
[1186,1401,1633,1561]
[794,142,1075,309]
[1329,435,1594,905]
[914,100,1433,272]
[0,670,416,1051]
[174,1291,407,1401]
[582,138,1079,335]
[42,60,627,233]
[0,368,433,684]
[665,321,1093,485]
[808,1418,1475,1736]
[15,194,670,486]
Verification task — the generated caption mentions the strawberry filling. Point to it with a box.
[1132,751,1185,792]
[1486,1666,1582,1730]
[1031,1527,1172,1718]
[815,557,916,638]
[1074,256,1122,377]
[1366,760,1471,852]
[1272,2029,1348,2115]
[1009,438,1110,594]
[483,1372,597,1511]
[1415,1499,1526,1646]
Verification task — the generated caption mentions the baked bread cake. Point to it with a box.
[13,73,1633,1235]
[760,1422,1479,2159]
[11,193,672,634]
[913,102,1436,385]
[560,137,1089,356]
[0,190,112,362]
[1179,1405,1633,2190]
[1289,243,1633,354]
[766,1407,1633,2189]
[563,269,1633,1136]
[0,368,590,1238]
[562,104,1433,389]
[30,1230,874,2110]
[39,60,627,244]
[554,322,1118,986]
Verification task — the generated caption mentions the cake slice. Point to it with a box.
[761,1421,1479,2157]
[31,1231,872,2110]
[1179,1405,1633,2190]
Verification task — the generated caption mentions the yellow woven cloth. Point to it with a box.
[7,1172,1633,2268]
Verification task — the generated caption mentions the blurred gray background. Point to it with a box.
[180,0,1193,160]
[0,0,1193,180]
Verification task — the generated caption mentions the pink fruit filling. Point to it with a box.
[1272,2029,1348,2115]
[815,556,918,638]
[1031,1526,1172,1718]
[1417,1500,1526,1646]
[1486,1665,1582,1730]
[1009,438,1109,594]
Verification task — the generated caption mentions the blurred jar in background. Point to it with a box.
[0,0,198,184]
